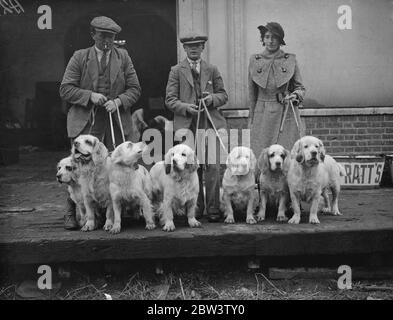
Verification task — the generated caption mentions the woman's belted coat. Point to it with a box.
[248,49,306,158]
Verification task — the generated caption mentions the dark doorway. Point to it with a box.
[63,0,177,125]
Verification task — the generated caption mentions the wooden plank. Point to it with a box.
[1,152,393,265]
[269,267,393,280]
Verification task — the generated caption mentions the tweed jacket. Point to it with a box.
[60,46,141,138]
[165,59,228,132]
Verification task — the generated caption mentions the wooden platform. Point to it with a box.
[1,151,393,265]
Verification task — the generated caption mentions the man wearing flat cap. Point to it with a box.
[59,16,141,230]
[165,32,228,222]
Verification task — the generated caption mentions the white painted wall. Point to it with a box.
[178,0,393,108]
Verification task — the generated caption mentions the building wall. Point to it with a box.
[226,112,393,156]
[178,0,393,156]
[0,0,176,125]
[305,114,393,155]
[178,0,393,109]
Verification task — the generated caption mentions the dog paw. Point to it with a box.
[322,207,331,214]
[309,215,320,224]
[276,214,288,222]
[188,218,202,228]
[162,221,176,232]
[246,216,257,225]
[145,222,156,230]
[288,215,300,224]
[103,219,113,231]
[256,214,265,222]
[332,210,342,216]
[81,220,95,232]
[109,223,121,234]
[224,216,235,224]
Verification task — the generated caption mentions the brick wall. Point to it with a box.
[225,113,393,156]
[304,114,393,156]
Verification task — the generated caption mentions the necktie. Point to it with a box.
[191,61,199,80]
[100,52,107,73]
[191,61,198,74]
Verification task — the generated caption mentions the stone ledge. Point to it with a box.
[222,107,393,118]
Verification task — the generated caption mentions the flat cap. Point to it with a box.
[180,32,208,45]
[90,16,121,34]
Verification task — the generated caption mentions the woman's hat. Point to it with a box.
[258,22,286,45]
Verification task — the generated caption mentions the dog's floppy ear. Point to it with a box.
[318,139,326,162]
[225,150,232,168]
[257,148,270,174]
[249,149,257,172]
[292,140,304,163]
[225,152,232,168]
[92,139,108,165]
[111,145,123,165]
[185,150,199,173]
[164,149,172,175]
[282,148,291,173]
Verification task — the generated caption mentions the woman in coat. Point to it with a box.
[248,22,306,158]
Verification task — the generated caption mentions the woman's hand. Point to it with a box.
[284,93,301,107]
[202,94,213,106]
[284,93,297,102]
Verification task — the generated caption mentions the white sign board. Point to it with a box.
[337,160,385,187]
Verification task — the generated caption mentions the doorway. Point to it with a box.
[63,0,178,128]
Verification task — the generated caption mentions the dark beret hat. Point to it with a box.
[180,32,208,45]
[258,22,286,45]
[90,16,121,34]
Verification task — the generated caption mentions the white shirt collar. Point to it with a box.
[187,58,201,73]
[95,46,111,58]
[187,57,201,65]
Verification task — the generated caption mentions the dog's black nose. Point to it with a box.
[56,174,61,180]
[275,162,281,167]
[311,151,317,158]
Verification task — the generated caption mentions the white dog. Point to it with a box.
[108,141,156,234]
[221,146,258,224]
[56,156,86,226]
[287,136,345,224]
[150,144,200,232]
[257,144,290,222]
[72,134,113,231]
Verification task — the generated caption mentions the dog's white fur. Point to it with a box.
[150,144,200,232]
[257,144,290,222]
[56,156,86,226]
[320,154,346,216]
[221,146,258,224]
[287,136,345,224]
[71,134,113,231]
[108,141,155,234]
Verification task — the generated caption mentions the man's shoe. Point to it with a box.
[195,206,205,220]
[64,197,79,230]
[64,214,79,230]
[207,209,222,223]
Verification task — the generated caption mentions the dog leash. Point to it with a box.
[195,97,228,155]
[88,106,97,135]
[108,100,126,150]
[275,84,303,144]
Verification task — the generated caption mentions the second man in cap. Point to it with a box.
[165,32,228,222]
